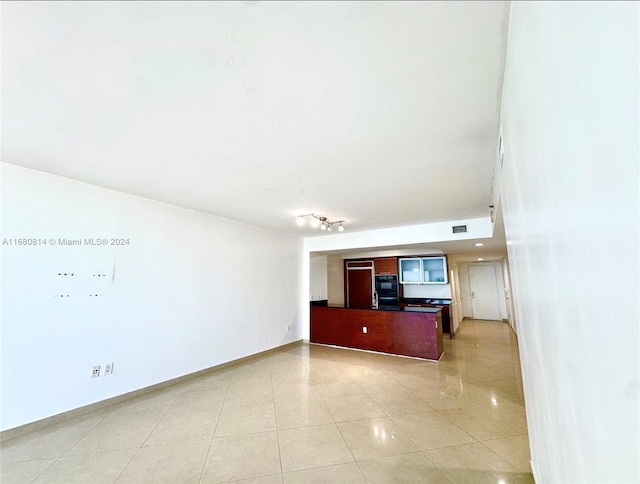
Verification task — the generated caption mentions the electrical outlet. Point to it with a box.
[91,365,101,378]
[104,362,114,375]
[362,327,368,334]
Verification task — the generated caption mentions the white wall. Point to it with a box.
[309,254,327,300]
[499,2,639,482]
[501,258,516,332]
[449,264,462,333]
[326,255,344,306]
[457,263,473,317]
[0,163,302,431]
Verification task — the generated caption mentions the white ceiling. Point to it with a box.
[1,1,509,244]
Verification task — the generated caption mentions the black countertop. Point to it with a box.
[323,304,441,313]
[312,299,451,308]
[400,298,452,305]
[402,306,442,313]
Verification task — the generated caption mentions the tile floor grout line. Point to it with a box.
[111,390,182,484]
[268,354,284,480]
[476,439,522,473]
[428,408,482,445]
[354,449,456,484]
[314,365,363,474]
[353,460,373,484]
[25,411,108,483]
[0,431,105,466]
[27,456,60,484]
[196,370,232,484]
[418,450,455,484]
[332,412,362,471]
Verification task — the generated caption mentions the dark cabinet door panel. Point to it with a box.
[347,269,372,309]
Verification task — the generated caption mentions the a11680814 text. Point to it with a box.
[2,238,130,246]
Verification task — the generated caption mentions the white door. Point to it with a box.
[469,265,502,321]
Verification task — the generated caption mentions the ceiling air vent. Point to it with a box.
[452,225,468,234]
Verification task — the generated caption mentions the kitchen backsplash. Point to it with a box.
[403,283,452,299]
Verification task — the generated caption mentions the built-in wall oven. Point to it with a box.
[375,275,399,310]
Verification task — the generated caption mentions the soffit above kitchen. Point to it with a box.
[1,1,509,234]
[317,202,508,262]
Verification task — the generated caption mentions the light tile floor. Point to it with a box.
[1,319,534,483]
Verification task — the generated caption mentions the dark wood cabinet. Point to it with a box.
[347,269,373,309]
[374,257,398,275]
[400,302,453,338]
[311,306,443,360]
[345,260,374,309]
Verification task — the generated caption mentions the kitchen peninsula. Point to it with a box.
[310,305,443,360]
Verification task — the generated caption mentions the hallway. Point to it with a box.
[1,320,533,483]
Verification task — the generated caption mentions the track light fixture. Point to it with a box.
[295,214,345,232]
